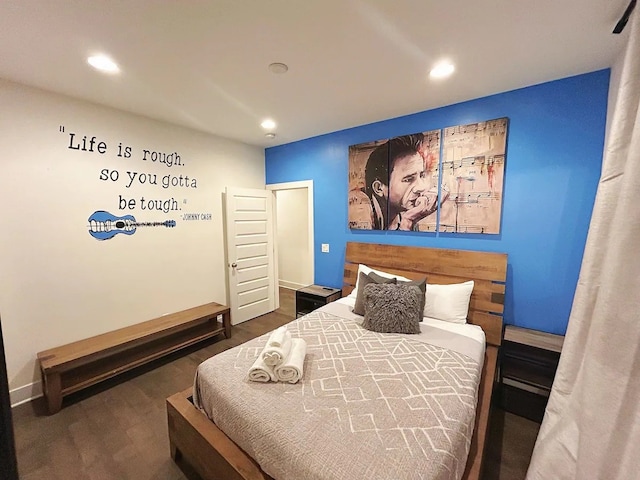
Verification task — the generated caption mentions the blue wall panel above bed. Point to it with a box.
[266,69,610,335]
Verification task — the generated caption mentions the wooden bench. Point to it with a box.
[37,302,231,414]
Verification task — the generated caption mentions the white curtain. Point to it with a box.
[526,11,640,480]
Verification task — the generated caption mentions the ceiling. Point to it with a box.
[0,1,630,148]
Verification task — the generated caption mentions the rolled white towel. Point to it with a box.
[268,326,289,348]
[262,327,292,366]
[248,354,276,383]
[274,338,307,384]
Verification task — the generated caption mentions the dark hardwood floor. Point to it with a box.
[12,288,539,480]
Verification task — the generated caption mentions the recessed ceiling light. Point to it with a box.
[265,133,276,139]
[430,61,455,79]
[261,119,276,130]
[268,62,289,74]
[87,55,120,74]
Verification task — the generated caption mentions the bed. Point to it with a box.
[167,242,507,480]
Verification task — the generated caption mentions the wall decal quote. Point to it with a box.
[59,125,211,240]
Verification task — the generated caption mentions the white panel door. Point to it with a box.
[225,187,276,325]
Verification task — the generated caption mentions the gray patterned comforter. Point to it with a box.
[194,309,482,480]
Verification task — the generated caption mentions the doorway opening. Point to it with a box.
[267,181,314,308]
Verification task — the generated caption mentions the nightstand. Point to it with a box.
[499,325,564,422]
[295,285,342,318]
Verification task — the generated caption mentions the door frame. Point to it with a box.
[267,180,315,310]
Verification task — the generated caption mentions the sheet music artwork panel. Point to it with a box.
[440,117,508,234]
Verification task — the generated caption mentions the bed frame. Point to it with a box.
[167,242,508,480]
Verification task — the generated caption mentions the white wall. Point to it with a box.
[0,79,265,404]
[275,189,312,289]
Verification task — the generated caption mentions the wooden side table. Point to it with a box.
[295,285,341,318]
[499,325,564,422]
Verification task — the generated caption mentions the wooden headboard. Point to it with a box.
[342,242,507,347]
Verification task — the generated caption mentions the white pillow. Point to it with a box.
[347,264,410,299]
[424,281,474,324]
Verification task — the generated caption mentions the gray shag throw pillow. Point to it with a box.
[361,283,421,334]
[397,278,426,320]
[353,271,397,316]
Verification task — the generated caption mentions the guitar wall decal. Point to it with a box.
[88,210,176,240]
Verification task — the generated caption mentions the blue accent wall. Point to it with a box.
[266,70,610,335]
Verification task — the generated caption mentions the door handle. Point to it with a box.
[231,262,238,268]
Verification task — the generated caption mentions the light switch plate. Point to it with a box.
[321,243,329,253]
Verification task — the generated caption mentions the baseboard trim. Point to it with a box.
[10,381,42,407]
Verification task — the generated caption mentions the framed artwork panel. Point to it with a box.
[347,130,441,231]
[348,140,388,230]
[439,118,508,234]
